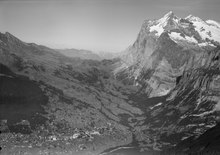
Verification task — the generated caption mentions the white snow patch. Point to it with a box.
[192,21,220,43]
[181,136,190,140]
[169,32,198,43]
[187,123,205,128]
[180,114,187,119]
[149,24,165,36]
[206,20,220,29]
[150,102,163,110]
[205,124,216,128]
[191,110,214,117]
[198,42,216,47]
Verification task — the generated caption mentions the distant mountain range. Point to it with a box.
[56,49,120,60]
[56,48,101,60]
[55,48,120,61]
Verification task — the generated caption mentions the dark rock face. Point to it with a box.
[147,47,220,148]
[164,123,220,155]
[0,64,48,134]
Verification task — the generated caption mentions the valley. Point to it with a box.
[1,11,220,155]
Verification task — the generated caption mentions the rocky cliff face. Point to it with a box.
[139,47,220,150]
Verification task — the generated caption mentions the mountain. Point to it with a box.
[114,11,220,97]
[1,12,220,155]
[114,11,220,153]
[56,48,102,60]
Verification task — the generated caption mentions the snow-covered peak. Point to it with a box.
[149,11,180,36]
[163,11,175,19]
[148,12,220,45]
[158,11,179,25]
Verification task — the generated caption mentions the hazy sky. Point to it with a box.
[0,0,220,52]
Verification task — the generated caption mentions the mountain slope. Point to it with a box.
[0,32,143,155]
[0,64,48,134]
[164,123,220,154]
